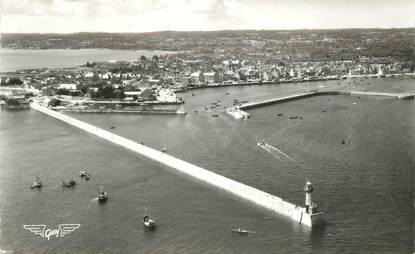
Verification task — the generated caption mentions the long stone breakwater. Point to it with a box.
[226,90,414,119]
[30,102,322,227]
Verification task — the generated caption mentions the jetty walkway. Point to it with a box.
[227,90,414,119]
[30,102,318,227]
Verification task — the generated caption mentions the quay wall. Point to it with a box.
[30,103,315,227]
[59,108,185,115]
[238,90,414,111]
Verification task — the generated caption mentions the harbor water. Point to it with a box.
[0,78,414,253]
[0,49,174,73]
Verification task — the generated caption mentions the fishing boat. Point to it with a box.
[31,177,42,189]
[98,191,108,203]
[231,227,255,234]
[62,178,76,187]
[257,141,267,147]
[143,208,156,230]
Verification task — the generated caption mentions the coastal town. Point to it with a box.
[1,29,414,112]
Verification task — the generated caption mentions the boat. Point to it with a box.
[257,141,267,147]
[110,126,116,129]
[231,227,255,234]
[212,114,219,117]
[85,173,90,180]
[31,177,42,189]
[143,215,156,230]
[62,178,76,187]
[341,140,346,145]
[143,208,156,230]
[79,170,87,177]
[98,191,108,203]
[162,146,167,152]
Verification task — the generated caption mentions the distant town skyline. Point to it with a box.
[1,0,414,33]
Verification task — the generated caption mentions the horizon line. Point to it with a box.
[2,26,414,35]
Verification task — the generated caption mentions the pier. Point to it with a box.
[30,102,322,227]
[228,90,414,119]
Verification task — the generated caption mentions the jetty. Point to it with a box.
[30,102,323,227]
[227,90,414,119]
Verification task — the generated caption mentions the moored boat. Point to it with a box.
[31,177,42,189]
[143,215,156,230]
[62,178,76,187]
[98,191,108,203]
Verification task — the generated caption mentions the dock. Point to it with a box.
[30,102,322,227]
[58,108,186,115]
[227,90,414,119]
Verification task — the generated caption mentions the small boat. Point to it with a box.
[31,177,42,189]
[62,178,76,187]
[162,146,167,152]
[341,140,346,145]
[143,208,156,230]
[143,215,156,230]
[289,116,298,119]
[212,114,219,117]
[231,227,255,234]
[277,113,283,116]
[85,173,90,180]
[257,141,267,147]
[98,191,108,203]
[79,170,87,177]
[109,126,116,129]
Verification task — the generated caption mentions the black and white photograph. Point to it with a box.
[0,0,414,253]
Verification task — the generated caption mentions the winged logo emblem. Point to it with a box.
[23,224,80,240]
[23,225,46,237]
[59,224,81,236]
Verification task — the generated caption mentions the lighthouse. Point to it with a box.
[304,179,314,214]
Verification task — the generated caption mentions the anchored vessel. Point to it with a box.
[98,191,108,203]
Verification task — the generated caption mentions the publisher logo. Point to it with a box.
[23,224,80,240]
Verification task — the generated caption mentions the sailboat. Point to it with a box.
[98,186,108,203]
[143,208,156,230]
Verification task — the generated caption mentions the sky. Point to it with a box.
[1,0,414,33]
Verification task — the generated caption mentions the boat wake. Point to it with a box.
[91,197,98,202]
[257,142,297,162]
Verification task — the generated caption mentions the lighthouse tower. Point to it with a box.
[304,179,314,214]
